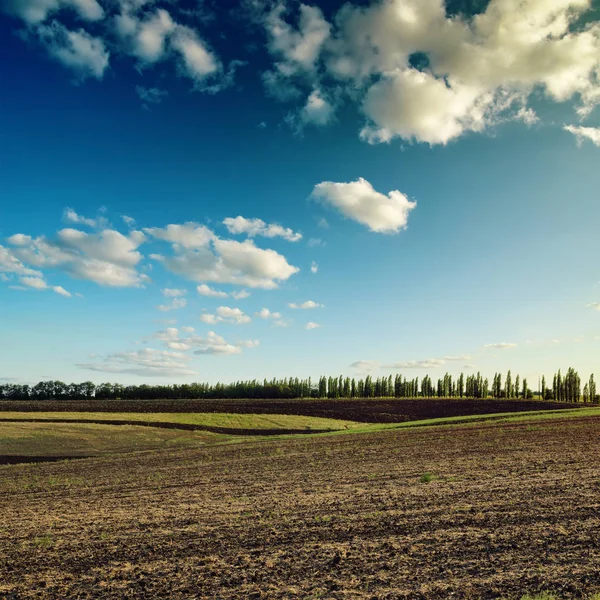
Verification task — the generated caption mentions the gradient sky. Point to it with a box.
[0,0,599,386]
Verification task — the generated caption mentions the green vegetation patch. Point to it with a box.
[0,412,361,433]
[0,421,223,458]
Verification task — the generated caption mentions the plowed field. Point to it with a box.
[1,414,600,599]
[0,398,576,422]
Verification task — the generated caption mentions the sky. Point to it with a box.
[0,0,599,387]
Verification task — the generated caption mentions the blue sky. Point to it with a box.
[1,0,599,386]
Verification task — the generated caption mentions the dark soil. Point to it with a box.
[1,415,600,598]
[0,398,578,423]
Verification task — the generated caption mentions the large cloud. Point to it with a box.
[258,0,600,144]
[6,228,149,287]
[151,230,299,289]
[311,177,416,233]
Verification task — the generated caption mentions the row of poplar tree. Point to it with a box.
[0,369,596,401]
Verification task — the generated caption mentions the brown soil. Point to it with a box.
[0,398,578,422]
[1,416,600,598]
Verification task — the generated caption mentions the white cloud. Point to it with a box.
[350,360,380,372]
[201,306,251,325]
[385,358,447,369]
[310,261,318,274]
[288,300,323,309]
[18,275,72,297]
[360,69,488,145]
[199,313,218,324]
[565,125,600,147]
[586,302,600,311]
[162,288,186,297]
[483,342,517,349]
[305,321,321,330]
[307,238,324,247]
[115,7,175,64]
[36,21,109,80]
[0,245,41,277]
[2,0,104,24]
[52,285,71,297]
[144,222,213,248]
[78,347,196,377]
[197,283,228,297]
[256,307,282,320]
[301,88,334,125]
[264,3,330,74]
[63,208,97,227]
[157,297,187,312]
[260,0,600,145]
[121,215,136,226]
[152,235,299,289]
[20,276,48,290]
[312,177,416,234]
[171,25,220,84]
[231,289,250,300]
[189,331,240,355]
[6,227,149,287]
[223,216,302,242]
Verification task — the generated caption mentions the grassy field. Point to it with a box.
[0,411,360,434]
[2,405,600,598]
[0,421,226,460]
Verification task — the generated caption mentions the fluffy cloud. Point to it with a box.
[258,0,600,144]
[63,208,98,228]
[115,8,175,64]
[19,276,72,297]
[232,289,250,300]
[586,302,600,311]
[201,306,251,325]
[157,297,187,312]
[162,288,186,297]
[483,342,517,349]
[171,25,220,83]
[6,228,149,287]
[305,321,321,330]
[256,307,282,320]
[153,235,299,289]
[223,216,302,242]
[310,261,318,274]
[35,21,109,80]
[565,125,600,147]
[197,283,228,298]
[312,177,416,233]
[144,222,213,249]
[301,88,335,125]
[190,331,252,355]
[0,245,41,277]
[3,0,104,24]
[78,347,196,377]
[288,300,323,309]
[264,3,330,74]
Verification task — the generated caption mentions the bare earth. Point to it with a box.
[1,416,600,599]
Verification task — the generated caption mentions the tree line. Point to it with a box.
[0,369,596,402]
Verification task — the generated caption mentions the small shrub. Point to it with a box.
[420,472,434,483]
